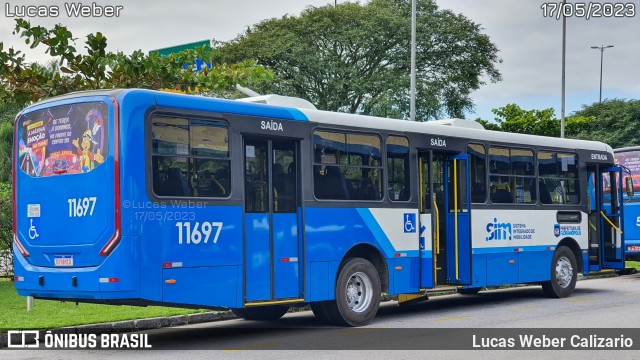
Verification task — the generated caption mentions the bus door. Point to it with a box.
[587,166,602,271]
[243,138,302,302]
[427,151,472,286]
[444,153,472,285]
[418,151,434,288]
[601,166,625,269]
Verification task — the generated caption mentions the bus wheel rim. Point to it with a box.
[555,256,573,288]
[346,271,372,313]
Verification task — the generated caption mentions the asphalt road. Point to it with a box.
[4,273,640,359]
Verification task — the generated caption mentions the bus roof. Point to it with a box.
[17,89,126,115]
[299,107,612,153]
[18,88,613,154]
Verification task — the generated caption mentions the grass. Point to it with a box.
[626,261,640,271]
[0,278,206,332]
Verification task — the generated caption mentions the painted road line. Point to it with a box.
[566,297,596,303]
[434,314,472,322]
[623,291,640,296]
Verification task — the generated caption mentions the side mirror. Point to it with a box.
[625,176,634,198]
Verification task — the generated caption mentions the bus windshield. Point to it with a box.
[18,102,109,177]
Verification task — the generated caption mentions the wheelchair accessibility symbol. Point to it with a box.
[404,213,416,233]
[28,219,39,240]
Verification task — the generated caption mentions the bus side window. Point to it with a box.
[151,116,230,198]
[468,143,487,203]
[387,136,410,202]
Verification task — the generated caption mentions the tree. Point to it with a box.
[569,99,640,148]
[475,103,596,139]
[474,118,501,131]
[491,104,559,137]
[0,182,11,275]
[218,0,501,120]
[0,19,274,108]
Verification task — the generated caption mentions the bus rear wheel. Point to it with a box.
[311,301,339,325]
[542,246,577,298]
[231,305,289,321]
[321,258,381,327]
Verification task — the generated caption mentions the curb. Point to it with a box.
[0,311,237,348]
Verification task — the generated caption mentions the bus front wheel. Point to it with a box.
[542,246,577,298]
[231,305,289,321]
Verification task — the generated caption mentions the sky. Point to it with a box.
[1,0,638,121]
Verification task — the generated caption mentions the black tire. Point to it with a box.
[231,305,289,321]
[324,258,381,327]
[311,301,339,325]
[617,268,638,276]
[542,246,577,298]
[458,287,481,295]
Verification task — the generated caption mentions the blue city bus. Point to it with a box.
[613,147,640,259]
[13,89,626,326]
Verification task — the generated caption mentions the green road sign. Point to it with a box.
[149,40,211,56]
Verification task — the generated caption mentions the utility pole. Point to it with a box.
[560,0,566,138]
[590,45,614,103]
[410,0,416,121]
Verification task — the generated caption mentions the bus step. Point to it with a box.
[425,286,459,295]
[585,269,616,277]
[397,291,429,306]
[430,285,459,291]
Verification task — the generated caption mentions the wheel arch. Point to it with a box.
[557,237,583,273]
[338,243,389,293]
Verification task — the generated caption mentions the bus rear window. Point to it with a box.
[18,102,109,177]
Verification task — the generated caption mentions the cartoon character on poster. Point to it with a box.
[72,109,105,173]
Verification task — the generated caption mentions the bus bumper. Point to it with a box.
[626,240,640,258]
[12,236,140,300]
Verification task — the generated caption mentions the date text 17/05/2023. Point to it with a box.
[541,2,635,20]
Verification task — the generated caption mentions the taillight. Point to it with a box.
[99,230,121,256]
[12,114,18,253]
[14,233,30,257]
[100,98,121,256]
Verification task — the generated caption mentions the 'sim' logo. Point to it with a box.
[485,218,512,241]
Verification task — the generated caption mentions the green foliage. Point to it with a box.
[481,99,640,147]
[476,103,597,139]
[569,99,640,148]
[491,104,559,137]
[0,185,11,276]
[219,0,501,119]
[0,101,22,124]
[0,280,208,330]
[0,122,12,183]
[474,118,501,131]
[0,20,274,108]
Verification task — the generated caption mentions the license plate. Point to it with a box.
[54,255,73,267]
[627,246,640,252]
